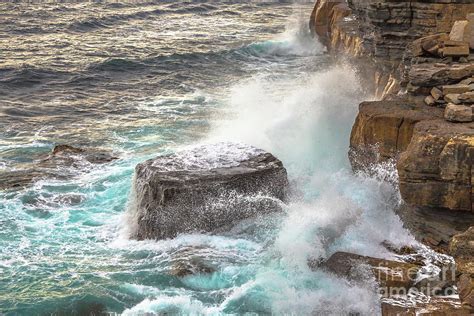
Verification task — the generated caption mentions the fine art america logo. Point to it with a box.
[376,263,457,298]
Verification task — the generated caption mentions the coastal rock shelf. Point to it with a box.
[310,0,474,313]
[130,142,289,240]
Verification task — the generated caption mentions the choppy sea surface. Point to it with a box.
[0,2,427,315]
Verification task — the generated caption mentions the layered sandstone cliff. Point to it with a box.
[311,0,474,314]
[310,0,474,97]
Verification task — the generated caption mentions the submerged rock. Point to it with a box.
[131,142,289,240]
[47,144,118,165]
[167,245,216,277]
[0,144,118,190]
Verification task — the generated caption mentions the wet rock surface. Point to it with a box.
[398,205,474,253]
[318,252,420,290]
[131,142,289,240]
[349,99,442,171]
[318,251,467,315]
[381,298,469,316]
[0,144,118,190]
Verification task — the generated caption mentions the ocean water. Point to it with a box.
[0,2,423,315]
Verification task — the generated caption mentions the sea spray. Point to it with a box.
[120,60,414,315]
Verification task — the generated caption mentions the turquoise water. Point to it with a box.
[0,2,418,315]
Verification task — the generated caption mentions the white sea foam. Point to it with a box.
[118,9,429,314]
[122,295,221,315]
[149,142,265,171]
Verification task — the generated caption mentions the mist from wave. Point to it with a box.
[119,15,415,316]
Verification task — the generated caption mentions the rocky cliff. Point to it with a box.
[311,0,474,314]
[310,0,474,97]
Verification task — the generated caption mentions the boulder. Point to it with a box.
[130,142,289,240]
[398,119,474,211]
[441,41,469,57]
[459,91,474,103]
[444,103,472,122]
[168,246,216,277]
[442,84,471,95]
[431,87,443,100]
[425,95,436,106]
[444,94,461,104]
[449,21,470,42]
[412,33,448,57]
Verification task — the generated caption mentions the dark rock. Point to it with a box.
[397,205,474,252]
[0,144,118,191]
[51,144,85,155]
[49,144,118,164]
[170,260,215,277]
[381,240,417,256]
[130,142,289,240]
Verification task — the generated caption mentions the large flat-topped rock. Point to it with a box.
[131,142,289,240]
